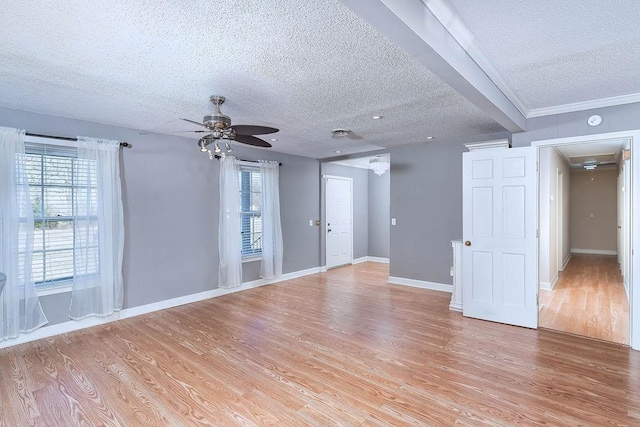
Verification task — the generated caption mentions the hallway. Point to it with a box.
[539,254,629,345]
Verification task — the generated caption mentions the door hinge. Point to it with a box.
[536,229,539,238]
[536,162,539,172]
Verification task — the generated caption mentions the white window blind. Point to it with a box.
[239,166,262,257]
[23,142,99,288]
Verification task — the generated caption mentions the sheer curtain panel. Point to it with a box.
[218,156,243,288]
[69,137,124,320]
[259,160,283,280]
[0,127,48,341]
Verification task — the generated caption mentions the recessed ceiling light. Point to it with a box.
[372,115,383,120]
[335,150,341,153]
[270,138,277,142]
[426,136,434,140]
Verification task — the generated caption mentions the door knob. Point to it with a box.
[328,229,332,233]
[465,241,471,246]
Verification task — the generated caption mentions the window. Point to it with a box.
[24,142,99,288]
[239,167,262,258]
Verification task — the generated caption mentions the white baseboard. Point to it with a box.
[539,273,558,291]
[0,266,322,349]
[353,256,390,264]
[449,301,462,312]
[367,256,389,264]
[561,255,572,271]
[388,276,453,293]
[571,248,617,256]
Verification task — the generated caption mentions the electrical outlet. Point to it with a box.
[391,218,397,226]
[309,220,313,226]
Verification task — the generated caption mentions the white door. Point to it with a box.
[326,176,353,268]
[462,146,538,328]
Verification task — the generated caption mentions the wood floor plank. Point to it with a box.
[2,261,640,425]
[540,254,629,344]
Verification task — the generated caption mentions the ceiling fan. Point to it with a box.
[181,95,279,154]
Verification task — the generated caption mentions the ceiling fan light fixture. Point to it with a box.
[198,138,208,152]
[214,142,222,154]
[224,141,232,152]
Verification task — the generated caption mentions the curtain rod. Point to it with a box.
[213,154,282,166]
[25,132,131,148]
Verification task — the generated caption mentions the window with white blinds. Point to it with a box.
[239,167,262,258]
[24,142,99,288]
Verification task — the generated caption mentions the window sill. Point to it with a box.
[242,256,262,263]
[37,284,73,296]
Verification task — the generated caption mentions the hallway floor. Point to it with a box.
[539,254,629,345]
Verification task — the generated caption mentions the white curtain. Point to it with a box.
[218,156,242,288]
[259,161,283,280]
[0,127,48,341]
[69,137,124,320]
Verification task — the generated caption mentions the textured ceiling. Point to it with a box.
[448,0,640,110]
[0,0,505,158]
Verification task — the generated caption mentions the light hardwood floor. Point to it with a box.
[539,254,629,345]
[2,262,640,426]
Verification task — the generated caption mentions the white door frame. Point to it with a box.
[324,175,354,269]
[532,129,640,350]
[557,169,564,271]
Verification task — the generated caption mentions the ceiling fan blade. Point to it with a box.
[181,118,209,129]
[139,129,208,135]
[234,134,272,147]
[231,125,279,135]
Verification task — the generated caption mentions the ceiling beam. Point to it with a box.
[340,0,526,132]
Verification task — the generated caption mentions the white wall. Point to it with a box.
[539,147,570,289]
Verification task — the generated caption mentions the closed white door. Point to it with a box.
[326,176,353,268]
[462,146,538,328]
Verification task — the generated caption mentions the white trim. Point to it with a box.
[37,284,73,296]
[539,274,558,291]
[561,255,572,271]
[464,139,510,151]
[424,0,529,118]
[532,131,634,148]
[527,93,640,118]
[242,256,261,263]
[449,301,462,312]
[388,276,453,293]
[352,256,389,264]
[0,266,321,349]
[571,248,617,256]
[367,256,389,264]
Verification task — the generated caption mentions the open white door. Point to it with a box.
[326,176,353,268]
[462,146,538,328]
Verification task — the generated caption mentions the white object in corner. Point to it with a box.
[464,139,510,151]
[450,240,463,311]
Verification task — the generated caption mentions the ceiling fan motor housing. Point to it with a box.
[203,113,231,130]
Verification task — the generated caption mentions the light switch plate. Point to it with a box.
[391,218,397,226]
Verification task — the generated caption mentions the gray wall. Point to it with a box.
[388,132,510,285]
[320,163,369,264]
[368,169,390,258]
[570,168,618,252]
[0,107,321,327]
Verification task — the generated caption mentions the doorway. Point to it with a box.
[536,138,631,345]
